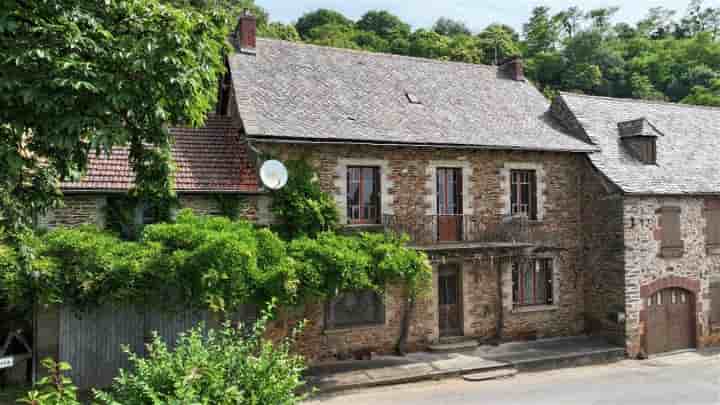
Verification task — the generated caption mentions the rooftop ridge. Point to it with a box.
[560,91,720,113]
[251,38,501,71]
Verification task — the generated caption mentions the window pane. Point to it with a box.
[523,263,533,304]
[535,260,547,304]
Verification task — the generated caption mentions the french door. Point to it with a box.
[437,168,463,242]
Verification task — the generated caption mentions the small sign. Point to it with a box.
[0,356,13,369]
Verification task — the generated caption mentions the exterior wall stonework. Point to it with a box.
[256,142,586,360]
[623,196,720,356]
[580,162,626,343]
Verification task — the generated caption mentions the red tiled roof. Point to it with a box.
[61,115,259,193]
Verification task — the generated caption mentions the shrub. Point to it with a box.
[18,358,81,405]
[270,159,339,238]
[94,305,307,405]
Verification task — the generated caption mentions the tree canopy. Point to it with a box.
[0,0,230,235]
[249,1,720,108]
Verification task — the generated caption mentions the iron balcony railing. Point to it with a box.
[381,214,545,246]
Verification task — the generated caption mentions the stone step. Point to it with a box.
[428,339,480,353]
[463,368,518,382]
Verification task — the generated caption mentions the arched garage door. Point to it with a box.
[646,287,696,355]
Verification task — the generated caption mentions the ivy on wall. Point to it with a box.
[0,211,431,316]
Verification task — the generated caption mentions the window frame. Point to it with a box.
[512,258,554,307]
[346,166,381,225]
[436,167,463,216]
[325,290,386,330]
[510,170,538,220]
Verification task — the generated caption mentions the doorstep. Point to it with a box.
[305,335,625,395]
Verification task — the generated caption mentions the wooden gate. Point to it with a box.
[438,264,461,337]
[57,305,255,389]
[645,288,695,355]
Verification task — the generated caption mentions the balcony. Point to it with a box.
[381,214,548,250]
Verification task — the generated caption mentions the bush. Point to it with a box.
[94,306,306,405]
[0,211,431,318]
[270,159,339,238]
[18,358,81,405]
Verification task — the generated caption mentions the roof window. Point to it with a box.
[618,118,661,165]
[405,92,422,105]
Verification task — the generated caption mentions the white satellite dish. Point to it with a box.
[259,160,288,190]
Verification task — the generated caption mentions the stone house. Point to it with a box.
[551,93,720,357]
[44,13,605,364]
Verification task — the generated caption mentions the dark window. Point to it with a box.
[510,170,537,220]
[512,258,554,306]
[437,168,463,215]
[347,166,380,224]
[658,207,683,257]
[326,290,385,329]
[711,281,720,327]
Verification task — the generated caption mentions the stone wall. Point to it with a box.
[579,161,626,344]
[255,142,587,357]
[46,193,263,229]
[623,196,720,356]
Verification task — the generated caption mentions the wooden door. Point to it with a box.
[646,288,695,355]
[438,264,461,337]
[437,168,462,242]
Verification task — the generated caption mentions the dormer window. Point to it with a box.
[618,118,661,165]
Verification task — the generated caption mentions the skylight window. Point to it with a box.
[405,92,422,105]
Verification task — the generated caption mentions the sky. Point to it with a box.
[258,0,720,32]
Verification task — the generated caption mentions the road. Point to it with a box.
[305,351,720,405]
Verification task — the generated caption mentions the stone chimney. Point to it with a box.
[500,57,524,81]
[236,9,256,54]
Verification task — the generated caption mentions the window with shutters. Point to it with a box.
[512,258,554,307]
[706,205,720,254]
[511,170,538,220]
[325,290,385,329]
[711,281,720,328]
[657,207,683,258]
[347,166,381,224]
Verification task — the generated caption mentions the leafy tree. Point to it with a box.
[432,17,471,36]
[305,23,360,49]
[0,0,229,235]
[523,6,561,57]
[637,7,677,39]
[554,6,585,39]
[476,24,521,65]
[630,74,666,100]
[357,10,411,41]
[408,29,450,59]
[295,8,353,40]
[261,22,301,41]
[586,7,620,31]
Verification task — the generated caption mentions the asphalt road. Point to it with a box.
[305,351,720,405]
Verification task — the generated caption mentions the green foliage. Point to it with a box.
[213,194,248,220]
[356,10,411,41]
[433,17,472,37]
[18,359,80,405]
[0,0,229,234]
[270,160,339,239]
[94,307,306,405]
[296,9,353,40]
[0,211,431,315]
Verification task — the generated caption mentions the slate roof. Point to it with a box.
[61,115,259,193]
[229,39,596,153]
[560,92,720,195]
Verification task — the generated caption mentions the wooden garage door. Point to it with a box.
[646,288,695,355]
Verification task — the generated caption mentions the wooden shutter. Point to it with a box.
[706,209,720,249]
[658,207,683,257]
[711,281,720,327]
[529,171,538,220]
